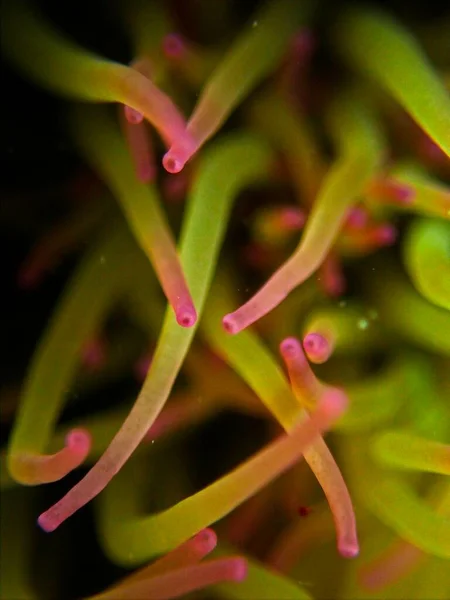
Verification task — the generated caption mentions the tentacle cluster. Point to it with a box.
[1,0,449,598]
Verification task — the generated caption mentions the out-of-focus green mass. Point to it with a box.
[1,0,449,598]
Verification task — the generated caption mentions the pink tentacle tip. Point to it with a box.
[279,336,303,359]
[37,510,58,533]
[321,388,348,420]
[124,105,144,125]
[163,151,185,174]
[390,183,414,205]
[163,33,187,59]
[279,207,306,230]
[176,304,197,328]
[65,428,91,457]
[346,206,369,230]
[222,314,240,335]
[228,558,249,582]
[303,332,333,364]
[376,224,398,246]
[339,540,360,559]
[163,137,196,174]
[193,528,218,554]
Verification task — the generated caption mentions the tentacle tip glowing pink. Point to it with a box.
[65,428,91,456]
[339,540,360,559]
[193,528,218,554]
[346,206,369,230]
[303,332,333,364]
[279,336,302,359]
[229,558,249,582]
[163,152,185,174]
[222,314,240,335]
[279,207,306,230]
[176,305,198,328]
[321,387,348,420]
[163,33,186,59]
[378,224,398,246]
[124,105,144,125]
[392,183,414,205]
[37,512,58,533]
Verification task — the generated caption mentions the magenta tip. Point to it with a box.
[163,33,186,59]
[321,388,348,420]
[346,206,368,229]
[222,314,239,335]
[176,305,197,328]
[303,332,332,364]
[37,512,58,533]
[230,558,249,582]
[194,528,218,553]
[377,224,397,246]
[279,207,306,230]
[163,152,184,174]
[392,183,414,205]
[339,540,360,559]
[124,105,144,125]
[279,336,301,358]
[65,428,91,453]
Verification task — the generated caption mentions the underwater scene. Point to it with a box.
[1,0,449,598]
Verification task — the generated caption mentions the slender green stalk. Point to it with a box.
[7,225,138,484]
[404,218,450,310]
[72,105,197,327]
[38,133,273,531]
[223,91,384,333]
[335,6,450,157]
[163,0,311,172]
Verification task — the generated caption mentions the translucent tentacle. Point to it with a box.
[7,226,136,485]
[246,90,326,205]
[163,0,310,172]
[366,264,450,356]
[203,275,358,558]
[0,489,37,599]
[213,545,312,599]
[95,390,346,564]
[385,162,450,220]
[1,0,195,153]
[72,105,197,327]
[371,430,450,475]
[279,337,324,408]
[404,217,450,311]
[37,134,273,531]
[91,557,247,600]
[223,92,384,333]
[348,440,450,559]
[336,356,420,432]
[335,6,450,157]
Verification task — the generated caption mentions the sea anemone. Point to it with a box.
[1,0,449,598]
